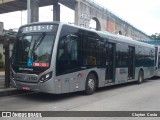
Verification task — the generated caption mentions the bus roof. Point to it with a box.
[97,31,154,48]
[19,21,154,48]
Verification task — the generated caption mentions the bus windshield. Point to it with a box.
[11,24,58,74]
[11,32,56,74]
[12,32,55,68]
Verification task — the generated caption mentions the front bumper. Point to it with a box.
[11,77,56,94]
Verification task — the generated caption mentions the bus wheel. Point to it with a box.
[137,70,143,84]
[84,73,96,95]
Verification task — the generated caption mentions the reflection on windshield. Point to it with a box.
[13,33,55,67]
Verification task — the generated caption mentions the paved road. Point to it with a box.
[0,78,160,120]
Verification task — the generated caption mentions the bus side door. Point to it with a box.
[105,42,115,83]
[128,46,135,80]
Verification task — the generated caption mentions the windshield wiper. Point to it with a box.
[32,32,46,51]
[28,32,46,58]
[27,33,46,67]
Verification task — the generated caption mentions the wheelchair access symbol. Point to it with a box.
[27,58,33,67]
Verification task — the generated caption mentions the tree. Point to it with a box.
[151,33,160,40]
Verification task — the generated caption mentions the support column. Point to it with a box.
[74,1,80,26]
[27,0,39,23]
[31,0,39,23]
[53,0,60,21]
[27,0,31,23]
[3,35,10,88]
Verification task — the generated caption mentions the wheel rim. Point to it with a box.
[139,75,142,82]
[139,72,143,82]
[88,78,95,90]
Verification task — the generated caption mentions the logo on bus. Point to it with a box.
[118,68,127,75]
[19,67,33,71]
[77,73,85,78]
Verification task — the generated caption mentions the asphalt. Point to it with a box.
[0,71,29,97]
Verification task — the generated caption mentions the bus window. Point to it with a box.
[57,32,80,75]
[116,43,128,67]
[87,38,97,66]
[58,35,78,61]
[14,33,55,67]
[155,47,158,67]
[82,37,105,66]
[158,52,160,68]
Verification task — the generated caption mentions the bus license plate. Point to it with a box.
[22,86,30,91]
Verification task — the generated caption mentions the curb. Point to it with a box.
[0,88,31,97]
[0,73,31,97]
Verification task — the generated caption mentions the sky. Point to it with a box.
[0,0,160,35]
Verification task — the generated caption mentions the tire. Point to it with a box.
[137,70,143,84]
[84,73,96,95]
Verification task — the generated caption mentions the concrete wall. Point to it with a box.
[0,0,14,4]
[0,0,150,41]
[75,0,150,41]
[75,0,107,31]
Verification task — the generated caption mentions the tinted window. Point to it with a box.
[135,47,154,67]
[12,33,55,67]
[116,43,128,67]
[56,25,81,75]
[58,35,78,61]
[81,36,105,66]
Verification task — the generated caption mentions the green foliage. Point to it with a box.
[0,61,4,68]
[0,52,2,60]
[151,33,160,40]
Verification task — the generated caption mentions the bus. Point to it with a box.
[142,40,160,77]
[154,46,160,76]
[10,22,155,95]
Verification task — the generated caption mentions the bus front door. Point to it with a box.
[128,46,135,80]
[105,43,115,83]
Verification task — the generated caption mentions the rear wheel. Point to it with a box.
[137,70,143,84]
[84,73,96,95]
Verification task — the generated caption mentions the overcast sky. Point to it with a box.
[0,0,159,35]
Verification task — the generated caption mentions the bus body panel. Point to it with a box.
[115,68,128,83]
[11,77,56,93]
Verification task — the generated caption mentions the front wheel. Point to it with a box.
[84,73,96,95]
[137,70,143,84]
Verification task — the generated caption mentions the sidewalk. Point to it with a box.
[0,71,27,97]
[0,71,4,76]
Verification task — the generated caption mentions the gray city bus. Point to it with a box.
[141,40,160,77]
[154,46,160,76]
[10,22,155,95]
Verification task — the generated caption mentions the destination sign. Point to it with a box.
[21,24,58,33]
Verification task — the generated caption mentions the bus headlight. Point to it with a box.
[40,72,52,83]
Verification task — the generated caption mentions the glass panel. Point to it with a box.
[12,33,55,68]
[116,43,128,67]
[58,35,78,61]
